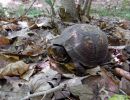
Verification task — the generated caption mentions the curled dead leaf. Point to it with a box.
[0,61,29,79]
[0,54,19,69]
[114,27,130,44]
[2,23,20,31]
[115,67,130,81]
[35,17,52,28]
[22,45,45,56]
[119,21,130,30]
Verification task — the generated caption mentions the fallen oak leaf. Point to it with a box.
[22,75,90,100]
[3,54,19,61]
[0,53,19,69]
[0,61,29,79]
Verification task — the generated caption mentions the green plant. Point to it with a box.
[121,0,130,9]
[44,0,55,6]
[16,4,25,17]
[109,94,130,100]
[0,3,6,17]
[15,4,43,18]
[44,0,56,16]
[27,8,44,18]
[91,6,130,20]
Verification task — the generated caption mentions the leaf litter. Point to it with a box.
[0,1,130,100]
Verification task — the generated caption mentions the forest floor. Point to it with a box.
[0,0,130,100]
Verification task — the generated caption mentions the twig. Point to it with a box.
[108,46,126,50]
[0,0,37,26]
[22,75,90,100]
[105,89,123,95]
[41,93,47,100]
[0,90,27,94]
[21,84,66,100]
[23,0,37,16]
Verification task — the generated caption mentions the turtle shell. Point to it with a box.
[51,24,108,67]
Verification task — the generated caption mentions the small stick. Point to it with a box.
[108,46,126,50]
[21,84,66,100]
[41,93,47,100]
[21,75,90,100]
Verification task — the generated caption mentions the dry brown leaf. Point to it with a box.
[21,63,36,81]
[21,69,34,81]
[120,78,130,95]
[2,23,20,31]
[22,45,44,56]
[0,54,19,63]
[0,36,10,45]
[108,26,130,45]
[0,61,29,78]
[36,17,52,28]
[81,15,90,23]
[80,68,119,100]
[115,67,130,81]
[69,84,93,100]
[101,68,119,85]
[0,53,19,68]
[0,17,17,23]
[119,21,130,30]
[6,29,29,39]
[27,63,60,100]
[115,27,130,43]
[29,73,60,100]
[28,21,38,30]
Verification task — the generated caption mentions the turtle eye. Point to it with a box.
[47,44,71,63]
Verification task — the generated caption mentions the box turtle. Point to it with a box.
[48,24,108,75]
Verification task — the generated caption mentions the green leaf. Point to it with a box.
[51,0,56,6]
[17,4,25,17]
[44,0,53,6]
[109,94,130,100]
[27,8,43,18]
